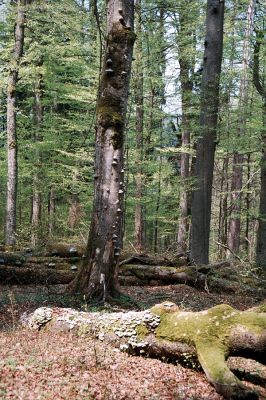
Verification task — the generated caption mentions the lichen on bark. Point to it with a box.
[24,301,265,399]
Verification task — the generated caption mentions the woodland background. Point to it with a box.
[0,0,265,263]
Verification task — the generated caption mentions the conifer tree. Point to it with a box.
[191,0,224,264]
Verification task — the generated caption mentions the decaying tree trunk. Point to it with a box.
[0,265,75,285]
[0,255,237,291]
[67,0,135,300]
[23,302,266,399]
[6,0,28,246]
[45,243,85,258]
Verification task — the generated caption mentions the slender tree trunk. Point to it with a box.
[245,153,251,253]
[67,0,135,300]
[31,70,43,247]
[5,0,27,246]
[256,101,266,269]
[152,8,166,254]
[227,152,244,256]
[217,3,237,260]
[68,192,82,231]
[48,188,55,236]
[145,88,155,249]
[218,156,229,259]
[190,0,224,264]
[67,169,82,232]
[153,151,162,253]
[177,8,195,251]
[134,0,145,253]
[227,0,256,257]
[31,180,42,246]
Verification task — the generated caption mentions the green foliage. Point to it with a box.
[0,0,264,261]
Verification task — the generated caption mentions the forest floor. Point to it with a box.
[0,282,265,400]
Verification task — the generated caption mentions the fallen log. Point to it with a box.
[1,263,262,296]
[45,243,86,258]
[0,251,83,267]
[119,264,208,287]
[0,251,27,266]
[119,253,188,267]
[118,264,242,293]
[119,254,230,269]
[22,302,266,399]
[0,265,76,285]
[0,263,221,289]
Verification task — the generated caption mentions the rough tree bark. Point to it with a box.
[31,64,43,247]
[177,5,195,251]
[153,8,165,253]
[227,0,256,258]
[67,0,135,300]
[190,0,224,264]
[253,28,266,270]
[134,0,145,253]
[24,302,266,400]
[5,0,28,246]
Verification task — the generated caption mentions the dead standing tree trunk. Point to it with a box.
[5,0,28,246]
[190,0,224,264]
[67,0,135,300]
[25,302,266,400]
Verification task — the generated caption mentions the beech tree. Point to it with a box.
[176,1,197,251]
[191,0,224,264]
[0,0,265,266]
[133,0,145,253]
[31,60,43,246]
[68,0,135,300]
[5,0,28,246]
[227,0,256,257]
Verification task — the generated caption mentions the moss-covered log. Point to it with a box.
[0,251,27,266]
[0,265,76,284]
[45,243,85,258]
[0,262,230,290]
[119,264,208,287]
[1,263,263,298]
[119,253,191,267]
[24,302,265,399]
